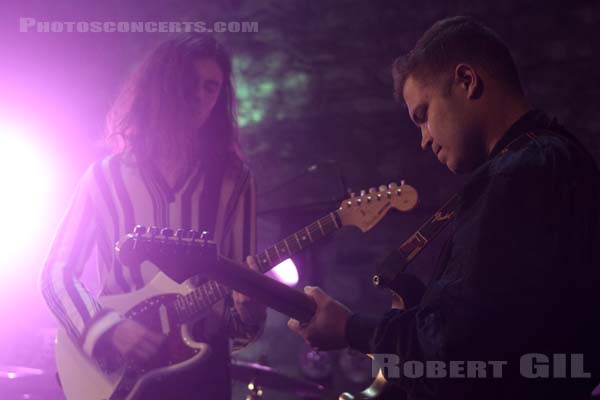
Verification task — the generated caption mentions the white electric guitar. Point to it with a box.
[55,182,418,400]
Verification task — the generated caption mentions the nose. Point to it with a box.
[420,126,432,151]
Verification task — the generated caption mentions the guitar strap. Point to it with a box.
[373,130,554,305]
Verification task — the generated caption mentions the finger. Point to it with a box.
[136,339,158,356]
[303,286,326,302]
[287,318,302,334]
[132,350,151,362]
[145,331,164,345]
[245,256,260,272]
[232,290,250,303]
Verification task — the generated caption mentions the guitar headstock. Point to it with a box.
[337,181,418,232]
[115,226,218,283]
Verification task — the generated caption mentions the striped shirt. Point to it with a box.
[41,153,261,359]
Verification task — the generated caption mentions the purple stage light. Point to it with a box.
[267,258,299,287]
[0,121,56,280]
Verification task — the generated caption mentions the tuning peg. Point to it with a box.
[368,187,376,193]
[360,189,366,196]
[149,226,160,236]
[379,185,387,192]
[161,228,174,237]
[133,225,147,235]
[388,182,398,189]
[346,193,356,207]
[199,231,210,240]
[188,229,199,239]
[175,229,187,239]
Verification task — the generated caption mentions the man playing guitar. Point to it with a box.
[289,16,600,400]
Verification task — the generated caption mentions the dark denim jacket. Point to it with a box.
[346,110,600,399]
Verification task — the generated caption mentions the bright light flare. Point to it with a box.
[0,121,55,277]
[267,258,299,286]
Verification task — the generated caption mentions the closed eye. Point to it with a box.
[412,104,428,127]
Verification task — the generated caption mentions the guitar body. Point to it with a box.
[55,273,212,400]
[339,370,406,400]
[340,274,426,400]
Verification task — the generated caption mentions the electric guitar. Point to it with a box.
[54,182,418,400]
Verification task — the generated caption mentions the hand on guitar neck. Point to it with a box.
[288,287,407,351]
[231,256,268,326]
[288,286,352,351]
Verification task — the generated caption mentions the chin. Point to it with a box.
[449,157,482,175]
[446,165,461,174]
[445,157,468,175]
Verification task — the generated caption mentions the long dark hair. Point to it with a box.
[105,34,243,167]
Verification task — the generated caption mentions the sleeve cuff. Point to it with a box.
[81,310,124,358]
[345,313,384,354]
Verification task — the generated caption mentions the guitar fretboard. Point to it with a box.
[253,211,341,272]
[172,280,231,323]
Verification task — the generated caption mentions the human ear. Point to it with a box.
[454,64,482,99]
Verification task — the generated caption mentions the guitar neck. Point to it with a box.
[252,211,341,273]
[214,256,316,322]
[172,269,314,325]
[172,211,340,323]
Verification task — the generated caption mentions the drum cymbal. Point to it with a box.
[231,360,324,397]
